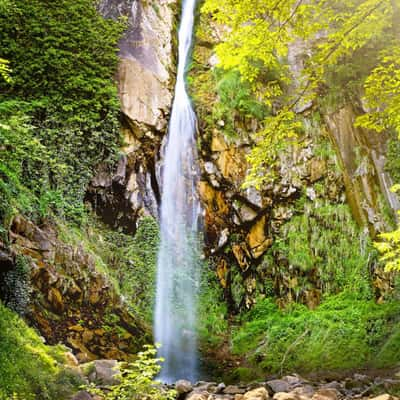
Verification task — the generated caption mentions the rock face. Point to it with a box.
[88,0,178,232]
[187,12,397,312]
[88,0,396,313]
[4,215,149,362]
[325,105,400,234]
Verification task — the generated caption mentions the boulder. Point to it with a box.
[311,388,339,400]
[273,393,300,400]
[187,392,209,400]
[267,380,291,394]
[175,379,193,395]
[243,387,269,400]
[369,395,398,400]
[224,385,246,395]
[92,359,119,386]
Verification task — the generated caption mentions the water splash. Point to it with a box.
[154,0,200,383]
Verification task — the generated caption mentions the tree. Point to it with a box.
[201,0,396,187]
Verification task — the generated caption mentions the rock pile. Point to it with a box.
[172,374,400,400]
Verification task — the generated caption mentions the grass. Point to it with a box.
[232,292,400,375]
[0,302,82,400]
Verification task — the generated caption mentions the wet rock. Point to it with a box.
[267,379,291,393]
[309,159,327,183]
[175,379,193,395]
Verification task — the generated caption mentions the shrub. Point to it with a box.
[87,345,177,400]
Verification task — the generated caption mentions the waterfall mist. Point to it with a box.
[154,0,201,383]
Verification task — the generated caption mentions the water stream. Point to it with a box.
[154,0,200,383]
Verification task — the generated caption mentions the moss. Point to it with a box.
[0,302,82,399]
[385,133,400,183]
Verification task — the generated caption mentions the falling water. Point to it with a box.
[154,0,200,383]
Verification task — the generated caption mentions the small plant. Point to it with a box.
[87,344,177,400]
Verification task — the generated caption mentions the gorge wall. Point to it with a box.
[90,1,398,315]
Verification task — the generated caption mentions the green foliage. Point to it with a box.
[87,344,176,400]
[212,69,267,137]
[356,45,400,136]
[374,186,400,272]
[0,0,124,222]
[197,264,228,347]
[0,58,11,83]
[232,293,400,375]
[58,215,159,322]
[385,134,400,183]
[121,217,160,321]
[0,301,82,399]
[0,101,68,224]
[244,109,302,189]
[271,200,373,297]
[201,0,397,186]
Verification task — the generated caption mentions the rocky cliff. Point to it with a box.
[89,3,397,313]
[88,0,179,233]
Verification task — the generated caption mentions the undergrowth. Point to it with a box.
[0,302,82,400]
[232,292,400,375]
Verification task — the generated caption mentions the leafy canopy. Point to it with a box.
[0,0,125,221]
[201,0,397,187]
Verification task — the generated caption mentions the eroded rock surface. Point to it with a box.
[4,215,149,362]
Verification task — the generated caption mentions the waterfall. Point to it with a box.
[154,0,200,383]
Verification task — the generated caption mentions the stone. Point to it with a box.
[243,387,269,400]
[72,391,93,400]
[311,388,339,400]
[291,385,314,398]
[175,379,193,395]
[216,147,247,182]
[244,187,263,208]
[267,380,291,394]
[211,134,229,152]
[65,351,79,367]
[306,187,317,201]
[187,392,209,400]
[224,385,246,395]
[273,393,299,400]
[92,359,119,386]
[247,216,273,259]
[205,161,218,174]
[47,287,64,313]
[310,159,327,183]
[218,228,230,249]
[216,383,227,393]
[369,395,397,400]
[232,243,250,271]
